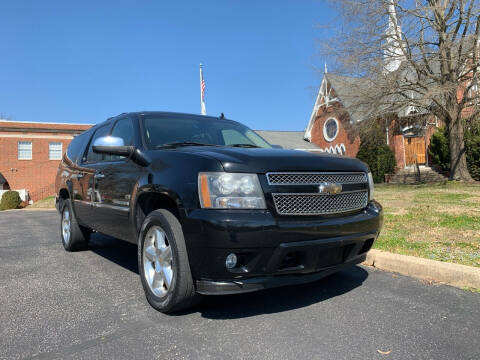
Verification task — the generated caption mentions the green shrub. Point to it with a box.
[465,125,480,181]
[0,191,22,210]
[429,125,480,181]
[428,128,450,172]
[356,127,396,183]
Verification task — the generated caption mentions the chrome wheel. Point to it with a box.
[143,226,174,297]
[62,207,71,244]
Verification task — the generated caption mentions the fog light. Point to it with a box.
[225,253,237,269]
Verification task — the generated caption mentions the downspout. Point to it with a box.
[385,118,389,145]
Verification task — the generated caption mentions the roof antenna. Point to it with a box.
[324,62,328,74]
[219,113,225,119]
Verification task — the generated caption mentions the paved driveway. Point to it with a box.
[0,210,479,360]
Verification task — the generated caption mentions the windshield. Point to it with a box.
[142,115,272,149]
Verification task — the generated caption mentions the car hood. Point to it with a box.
[174,147,368,173]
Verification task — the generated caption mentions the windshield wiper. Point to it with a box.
[229,143,260,148]
[155,142,215,149]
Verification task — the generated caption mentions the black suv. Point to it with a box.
[55,112,383,313]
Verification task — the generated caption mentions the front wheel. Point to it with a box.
[138,209,200,313]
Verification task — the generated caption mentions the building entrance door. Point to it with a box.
[404,136,426,166]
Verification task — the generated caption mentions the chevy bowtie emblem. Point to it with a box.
[319,182,342,195]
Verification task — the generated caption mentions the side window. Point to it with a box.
[66,135,85,163]
[108,118,135,161]
[84,125,110,163]
[111,118,134,146]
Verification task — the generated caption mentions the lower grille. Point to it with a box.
[272,191,368,215]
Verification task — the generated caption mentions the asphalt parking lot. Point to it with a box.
[0,210,479,360]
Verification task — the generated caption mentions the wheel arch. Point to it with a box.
[133,186,185,238]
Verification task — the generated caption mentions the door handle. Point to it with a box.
[94,173,105,179]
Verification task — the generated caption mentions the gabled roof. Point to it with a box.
[304,73,376,141]
[304,68,440,141]
[324,73,376,123]
[255,130,321,150]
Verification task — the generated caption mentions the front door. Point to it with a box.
[404,136,426,166]
[93,160,140,242]
[91,116,142,243]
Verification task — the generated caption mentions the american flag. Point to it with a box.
[201,77,206,101]
[200,64,207,115]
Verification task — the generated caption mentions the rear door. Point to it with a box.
[63,133,89,226]
[75,124,111,228]
[91,116,143,242]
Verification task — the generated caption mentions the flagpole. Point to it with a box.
[199,64,207,115]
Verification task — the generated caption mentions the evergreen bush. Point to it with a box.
[356,127,396,183]
[429,125,480,181]
[0,191,22,210]
[428,128,450,172]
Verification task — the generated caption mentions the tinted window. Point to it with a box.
[66,133,89,163]
[108,118,135,160]
[222,129,254,145]
[85,125,110,163]
[143,116,271,149]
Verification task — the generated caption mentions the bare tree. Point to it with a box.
[319,0,479,181]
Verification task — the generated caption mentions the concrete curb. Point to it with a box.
[23,208,57,211]
[0,208,56,212]
[363,249,480,290]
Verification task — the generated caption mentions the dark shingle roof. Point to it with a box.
[325,73,376,122]
[255,130,321,150]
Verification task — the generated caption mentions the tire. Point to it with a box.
[138,209,200,313]
[60,199,90,251]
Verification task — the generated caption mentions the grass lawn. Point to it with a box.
[27,195,56,209]
[374,182,480,268]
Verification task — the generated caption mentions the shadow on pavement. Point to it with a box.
[196,266,368,319]
[89,233,139,274]
[88,233,369,319]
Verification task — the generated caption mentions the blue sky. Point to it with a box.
[0,0,333,131]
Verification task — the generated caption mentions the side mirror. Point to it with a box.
[92,136,151,166]
[93,136,125,147]
[271,144,283,149]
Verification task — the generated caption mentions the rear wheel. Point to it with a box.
[138,209,199,313]
[60,199,90,251]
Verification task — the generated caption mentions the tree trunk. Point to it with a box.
[449,116,473,181]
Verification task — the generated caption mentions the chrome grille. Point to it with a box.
[267,172,367,185]
[272,192,368,215]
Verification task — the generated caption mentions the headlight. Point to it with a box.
[367,172,374,201]
[198,172,266,209]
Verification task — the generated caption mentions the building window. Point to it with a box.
[18,141,32,160]
[323,117,339,142]
[49,142,63,160]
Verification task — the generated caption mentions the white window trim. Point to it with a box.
[323,117,339,142]
[49,142,63,160]
[18,141,32,160]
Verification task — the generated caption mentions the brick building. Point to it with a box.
[303,4,478,174]
[303,73,441,170]
[0,120,92,202]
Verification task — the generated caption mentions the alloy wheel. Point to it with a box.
[62,207,71,244]
[142,226,174,297]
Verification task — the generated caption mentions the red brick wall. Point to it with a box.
[0,122,91,202]
[310,104,360,157]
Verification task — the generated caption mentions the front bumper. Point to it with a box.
[196,253,366,295]
[182,201,383,294]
